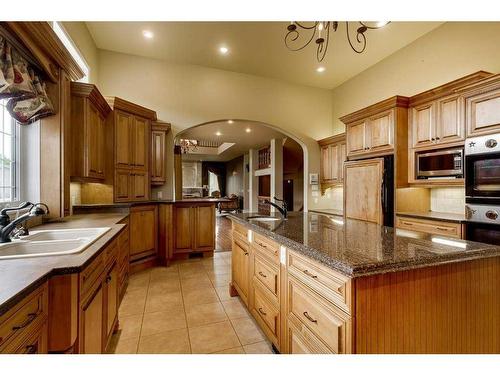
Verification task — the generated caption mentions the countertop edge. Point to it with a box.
[396,211,467,223]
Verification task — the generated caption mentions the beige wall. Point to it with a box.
[97,49,333,210]
[62,22,100,84]
[331,22,500,134]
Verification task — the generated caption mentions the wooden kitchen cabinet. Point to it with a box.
[79,281,104,354]
[232,231,250,305]
[172,203,216,258]
[341,96,408,160]
[318,133,346,187]
[106,97,156,202]
[396,215,464,239]
[70,82,111,182]
[103,261,118,346]
[151,121,171,186]
[129,205,158,265]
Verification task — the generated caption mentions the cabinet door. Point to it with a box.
[193,205,215,250]
[80,284,103,354]
[131,172,149,200]
[232,240,249,300]
[151,130,166,184]
[115,110,132,167]
[329,144,339,181]
[130,206,157,261]
[344,159,383,224]
[338,142,346,182]
[12,323,48,354]
[437,95,464,144]
[411,103,435,148]
[320,146,331,182]
[465,87,500,137]
[346,121,366,156]
[115,169,131,201]
[132,116,149,169]
[367,110,394,152]
[104,262,118,340]
[86,102,105,179]
[174,206,193,252]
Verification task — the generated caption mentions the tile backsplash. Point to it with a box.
[314,186,343,212]
[430,187,465,214]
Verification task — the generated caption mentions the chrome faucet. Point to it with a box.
[0,202,49,243]
[264,196,288,219]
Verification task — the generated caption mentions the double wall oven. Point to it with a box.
[464,133,500,245]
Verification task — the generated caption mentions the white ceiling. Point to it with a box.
[86,21,443,89]
[178,120,298,162]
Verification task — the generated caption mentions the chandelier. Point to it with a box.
[285,21,390,62]
[179,139,198,154]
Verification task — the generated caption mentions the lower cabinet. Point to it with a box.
[129,205,158,266]
[103,261,119,343]
[396,215,464,239]
[79,282,104,354]
[231,231,250,306]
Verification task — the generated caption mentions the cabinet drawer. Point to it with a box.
[396,216,462,239]
[287,318,332,354]
[8,321,48,354]
[288,277,350,354]
[288,250,351,314]
[233,222,248,238]
[254,255,279,298]
[232,231,249,250]
[252,233,279,265]
[252,285,279,340]
[0,283,47,352]
[104,240,118,268]
[80,253,104,298]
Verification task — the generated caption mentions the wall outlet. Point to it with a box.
[157,191,163,199]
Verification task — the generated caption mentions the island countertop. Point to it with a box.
[0,213,128,316]
[228,211,500,277]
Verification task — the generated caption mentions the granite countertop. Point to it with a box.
[228,212,500,277]
[72,198,229,209]
[396,211,466,223]
[309,208,343,216]
[0,213,128,316]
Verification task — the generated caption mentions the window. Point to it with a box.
[52,22,90,83]
[0,100,19,204]
[209,171,220,195]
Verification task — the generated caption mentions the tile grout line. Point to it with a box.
[135,270,152,353]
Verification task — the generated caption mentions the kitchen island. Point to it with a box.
[228,211,500,354]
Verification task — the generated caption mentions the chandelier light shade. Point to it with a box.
[179,139,199,154]
[285,21,390,62]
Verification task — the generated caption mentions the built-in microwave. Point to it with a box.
[416,147,464,179]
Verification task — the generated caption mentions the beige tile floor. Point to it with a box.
[107,251,274,354]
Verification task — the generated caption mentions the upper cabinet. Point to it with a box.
[151,121,171,186]
[341,96,408,160]
[318,133,346,187]
[461,74,500,137]
[70,83,111,182]
[105,97,157,202]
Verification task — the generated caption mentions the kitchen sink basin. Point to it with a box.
[0,227,111,260]
[23,227,110,242]
[247,216,281,222]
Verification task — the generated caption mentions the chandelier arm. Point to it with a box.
[285,27,317,52]
[316,26,330,62]
[358,21,391,30]
[345,21,366,54]
[294,21,319,30]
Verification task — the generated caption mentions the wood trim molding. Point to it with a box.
[409,70,493,106]
[457,73,500,96]
[71,82,112,117]
[318,133,346,147]
[4,22,84,82]
[105,97,157,120]
[339,96,409,125]
[152,120,172,132]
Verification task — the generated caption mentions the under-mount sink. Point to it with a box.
[0,227,111,260]
[247,216,281,222]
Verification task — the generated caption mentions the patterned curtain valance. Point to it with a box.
[0,35,54,125]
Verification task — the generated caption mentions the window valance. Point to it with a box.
[0,35,54,124]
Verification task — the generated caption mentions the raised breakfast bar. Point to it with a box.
[228,211,500,354]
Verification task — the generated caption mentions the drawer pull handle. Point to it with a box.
[437,227,449,231]
[106,275,112,283]
[303,269,318,279]
[303,311,318,323]
[243,251,249,256]
[26,344,38,354]
[258,271,267,278]
[12,313,38,331]
[258,307,267,316]
[258,242,267,248]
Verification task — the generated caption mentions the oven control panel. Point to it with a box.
[465,203,500,224]
[465,134,500,155]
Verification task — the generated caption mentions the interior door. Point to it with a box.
[344,158,384,224]
[283,179,294,211]
[368,110,394,152]
[115,110,132,167]
[347,121,366,156]
[411,103,435,148]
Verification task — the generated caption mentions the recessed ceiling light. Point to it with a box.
[227,120,234,124]
[219,46,229,55]
[376,21,389,27]
[142,30,154,39]
[216,131,222,136]
[245,128,251,133]
[316,66,326,73]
